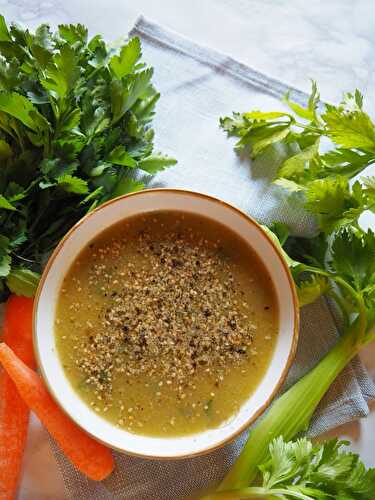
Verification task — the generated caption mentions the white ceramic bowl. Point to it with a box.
[33,189,299,459]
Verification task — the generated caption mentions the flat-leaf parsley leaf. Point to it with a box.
[0,17,176,299]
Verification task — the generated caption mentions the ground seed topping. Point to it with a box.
[78,230,256,398]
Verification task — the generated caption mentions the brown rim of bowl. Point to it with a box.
[33,188,300,460]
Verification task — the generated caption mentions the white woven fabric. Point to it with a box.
[50,17,375,500]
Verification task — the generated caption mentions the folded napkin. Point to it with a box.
[50,17,375,500]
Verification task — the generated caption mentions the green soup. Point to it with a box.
[55,210,278,437]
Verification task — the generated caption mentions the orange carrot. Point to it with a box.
[3,296,35,366]
[0,295,35,500]
[0,343,114,481]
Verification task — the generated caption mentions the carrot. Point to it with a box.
[3,296,35,366]
[0,295,35,500]
[0,343,114,481]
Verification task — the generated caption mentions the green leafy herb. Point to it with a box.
[0,17,176,299]
[221,82,375,233]
[209,437,375,499]
[208,83,375,498]
[6,268,40,297]
[296,275,330,307]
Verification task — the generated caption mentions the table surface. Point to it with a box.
[0,0,373,498]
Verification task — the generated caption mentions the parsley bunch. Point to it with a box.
[0,17,176,300]
[204,84,375,498]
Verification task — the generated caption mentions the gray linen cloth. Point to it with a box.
[49,17,375,500]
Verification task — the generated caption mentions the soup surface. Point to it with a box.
[55,210,278,437]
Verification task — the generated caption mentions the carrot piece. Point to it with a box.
[3,295,36,366]
[0,343,114,481]
[0,295,35,500]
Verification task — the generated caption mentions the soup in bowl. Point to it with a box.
[33,189,299,458]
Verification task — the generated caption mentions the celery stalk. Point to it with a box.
[213,331,358,493]
[206,486,311,500]
[203,487,280,499]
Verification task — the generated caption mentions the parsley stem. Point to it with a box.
[11,121,26,151]
[327,290,350,326]
[299,265,363,335]
[293,121,324,134]
[356,293,367,345]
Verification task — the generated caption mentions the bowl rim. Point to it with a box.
[33,188,300,459]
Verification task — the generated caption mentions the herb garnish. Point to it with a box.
[211,437,375,499]
[220,82,375,233]
[0,17,176,299]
